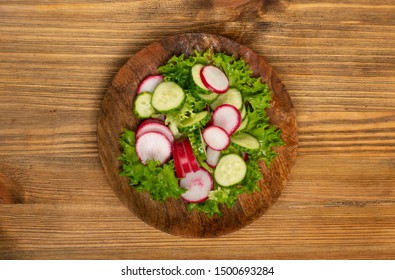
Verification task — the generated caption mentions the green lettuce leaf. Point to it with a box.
[119,129,185,202]
[158,50,210,88]
[211,52,270,96]
[120,49,284,217]
[243,90,284,167]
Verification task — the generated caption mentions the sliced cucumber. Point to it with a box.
[240,104,247,120]
[192,90,219,103]
[214,154,247,187]
[230,132,259,153]
[235,115,249,133]
[191,64,209,92]
[178,111,210,133]
[168,121,183,140]
[188,129,207,161]
[209,88,243,111]
[151,81,185,113]
[133,92,156,119]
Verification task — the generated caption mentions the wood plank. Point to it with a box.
[1,203,394,259]
[0,0,395,259]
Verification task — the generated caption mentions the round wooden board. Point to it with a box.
[97,33,298,238]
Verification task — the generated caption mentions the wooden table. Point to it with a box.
[1,0,394,260]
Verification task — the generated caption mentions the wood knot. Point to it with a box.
[0,168,24,204]
[261,0,290,13]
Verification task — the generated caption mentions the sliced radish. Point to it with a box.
[212,104,241,135]
[182,138,200,172]
[172,141,185,178]
[200,65,229,94]
[180,168,213,203]
[138,118,165,126]
[135,132,171,164]
[202,125,230,151]
[137,75,164,94]
[173,140,192,176]
[206,147,221,168]
[136,121,174,144]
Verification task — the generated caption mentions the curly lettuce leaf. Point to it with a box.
[158,50,210,88]
[121,49,284,217]
[211,52,270,96]
[243,91,284,166]
[119,129,185,202]
[187,185,238,218]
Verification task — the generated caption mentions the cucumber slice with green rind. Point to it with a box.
[209,88,243,111]
[133,92,156,119]
[235,115,249,133]
[240,104,247,120]
[192,91,219,103]
[191,64,209,92]
[230,132,260,152]
[178,111,211,133]
[214,154,247,187]
[151,81,185,113]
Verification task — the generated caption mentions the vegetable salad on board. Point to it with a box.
[119,49,283,217]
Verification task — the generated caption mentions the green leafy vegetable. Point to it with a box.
[119,129,185,202]
[119,49,284,217]
[158,50,210,88]
[211,52,269,96]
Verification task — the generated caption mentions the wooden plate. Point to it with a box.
[97,33,298,238]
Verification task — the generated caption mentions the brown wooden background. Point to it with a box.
[1,0,394,259]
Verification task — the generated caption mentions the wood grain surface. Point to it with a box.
[1,0,395,259]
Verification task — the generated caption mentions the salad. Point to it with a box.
[119,49,284,217]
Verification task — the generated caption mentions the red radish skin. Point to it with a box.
[172,141,185,178]
[180,168,213,203]
[212,104,241,135]
[202,125,230,151]
[200,65,229,94]
[174,140,192,175]
[137,75,164,94]
[138,118,165,126]
[135,132,171,164]
[242,152,249,161]
[206,147,221,168]
[182,139,200,172]
[136,121,174,144]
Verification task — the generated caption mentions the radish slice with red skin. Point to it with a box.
[137,75,164,94]
[136,121,174,144]
[172,141,185,178]
[135,132,171,164]
[206,147,221,168]
[174,140,192,175]
[212,104,242,135]
[200,65,229,94]
[182,138,200,172]
[180,168,213,203]
[202,125,230,151]
[137,118,165,127]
